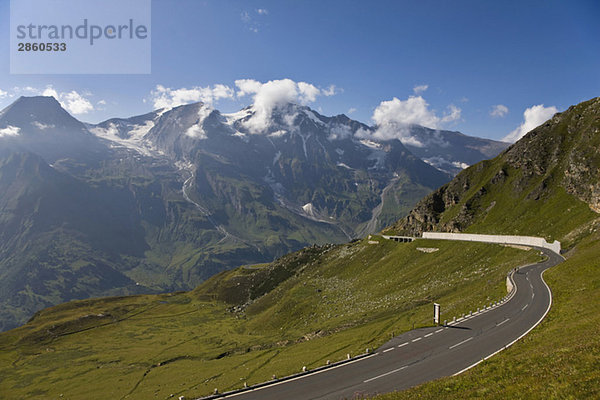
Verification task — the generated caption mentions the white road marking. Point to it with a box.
[454,254,562,377]
[397,342,409,348]
[412,337,422,343]
[449,337,473,350]
[424,332,434,338]
[383,348,394,353]
[497,318,510,326]
[363,365,408,383]
[522,304,528,311]
[435,329,444,333]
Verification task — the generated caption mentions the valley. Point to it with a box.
[0,96,503,331]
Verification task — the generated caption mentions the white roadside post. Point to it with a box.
[434,303,440,325]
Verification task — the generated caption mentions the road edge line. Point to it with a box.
[452,256,555,376]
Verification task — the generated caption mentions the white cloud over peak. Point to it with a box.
[257,8,268,15]
[490,104,509,118]
[60,91,94,115]
[42,86,59,98]
[4,86,95,115]
[297,81,321,103]
[39,86,94,115]
[502,104,558,143]
[150,84,234,110]
[357,95,461,145]
[413,84,429,95]
[234,78,337,134]
[0,89,7,98]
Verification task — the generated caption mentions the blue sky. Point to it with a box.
[1,0,599,141]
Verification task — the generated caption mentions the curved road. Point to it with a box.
[204,248,563,400]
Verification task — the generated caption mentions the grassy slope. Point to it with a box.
[377,226,600,400]
[374,98,600,398]
[0,238,539,400]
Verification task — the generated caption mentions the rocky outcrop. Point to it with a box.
[388,97,600,236]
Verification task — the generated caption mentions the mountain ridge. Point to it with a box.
[2,96,599,399]
[0,96,508,330]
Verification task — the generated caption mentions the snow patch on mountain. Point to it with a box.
[223,108,253,123]
[336,162,352,169]
[303,109,324,125]
[302,203,317,217]
[90,121,157,156]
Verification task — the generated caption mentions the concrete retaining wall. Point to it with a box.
[506,275,514,293]
[421,232,561,255]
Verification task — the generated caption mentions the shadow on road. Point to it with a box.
[444,325,472,330]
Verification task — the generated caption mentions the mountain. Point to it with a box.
[398,125,509,176]
[91,102,453,235]
[0,96,108,163]
[2,97,598,400]
[0,97,449,330]
[387,96,600,239]
[0,96,506,331]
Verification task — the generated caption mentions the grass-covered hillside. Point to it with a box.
[372,96,600,398]
[388,97,600,246]
[1,97,599,400]
[0,238,539,399]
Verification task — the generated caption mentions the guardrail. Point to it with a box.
[195,351,373,399]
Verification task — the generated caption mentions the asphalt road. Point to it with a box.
[208,248,563,400]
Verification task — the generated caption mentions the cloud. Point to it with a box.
[442,104,461,124]
[60,91,94,115]
[503,104,558,143]
[357,95,461,144]
[322,84,339,96]
[32,121,54,130]
[235,78,337,133]
[42,86,59,98]
[490,104,509,118]
[298,81,321,103]
[328,124,353,141]
[241,8,268,33]
[413,84,429,95]
[2,86,95,115]
[184,105,213,140]
[39,86,94,115]
[347,107,357,115]
[0,125,20,138]
[374,96,459,128]
[0,89,7,98]
[150,84,234,110]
